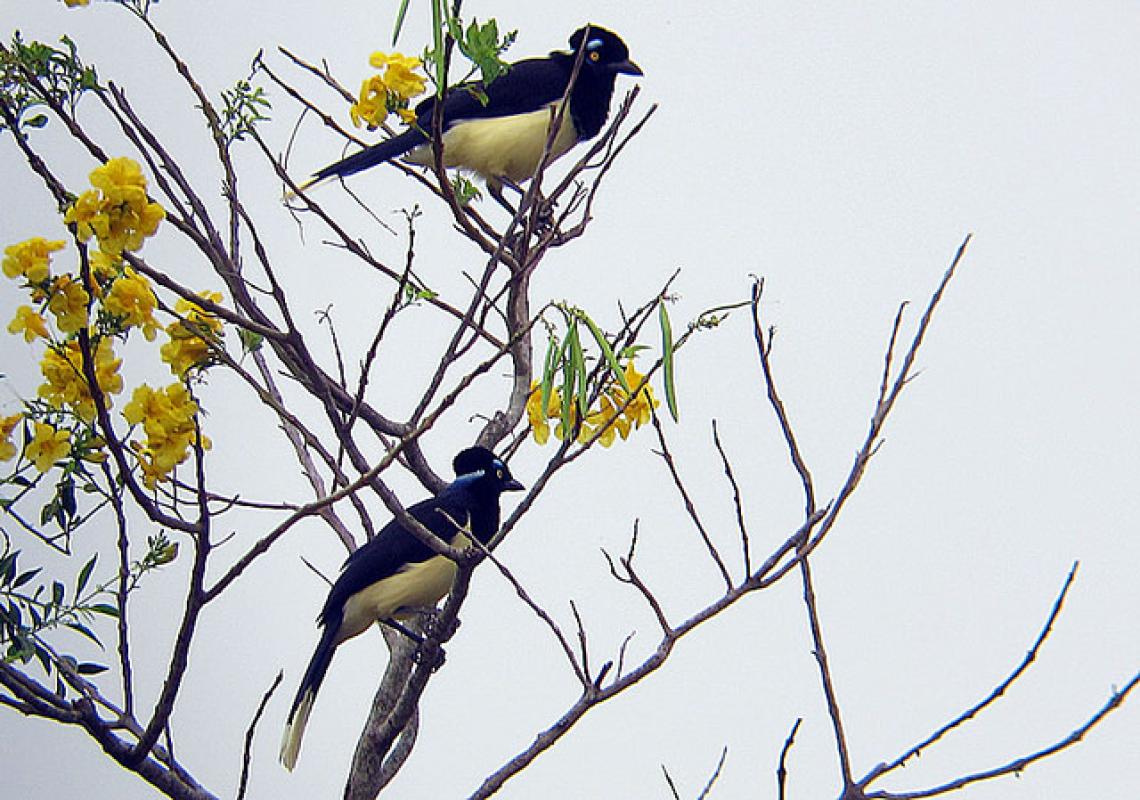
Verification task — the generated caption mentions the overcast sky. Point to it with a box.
[3,1,1139,798]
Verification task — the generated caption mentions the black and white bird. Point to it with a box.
[297,25,641,201]
[279,446,523,770]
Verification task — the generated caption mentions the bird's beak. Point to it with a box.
[504,478,525,492]
[613,59,643,77]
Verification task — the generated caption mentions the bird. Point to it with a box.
[295,24,642,205]
[279,446,524,771]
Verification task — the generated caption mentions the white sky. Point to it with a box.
[3,1,1139,798]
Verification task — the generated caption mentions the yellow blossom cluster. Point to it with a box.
[63,0,91,7]
[105,268,160,340]
[3,237,65,284]
[38,338,124,422]
[8,306,50,342]
[527,360,660,447]
[123,383,211,488]
[64,157,165,257]
[0,414,22,462]
[44,273,90,334]
[160,292,224,376]
[350,52,427,129]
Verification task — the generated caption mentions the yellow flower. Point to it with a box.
[8,305,50,342]
[526,381,562,445]
[105,268,159,340]
[380,55,427,101]
[0,414,22,461]
[64,157,165,256]
[46,274,90,334]
[123,383,211,488]
[350,75,389,129]
[88,250,121,298]
[349,52,425,129]
[25,422,70,473]
[528,359,658,447]
[64,0,91,6]
[3,237,66,284]
[38,338,124,421]
[160,291,224,376]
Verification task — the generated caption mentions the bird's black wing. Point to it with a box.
[424,55,575,128]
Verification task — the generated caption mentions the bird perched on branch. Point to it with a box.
[295,25,642,205]
[279,446,523,771]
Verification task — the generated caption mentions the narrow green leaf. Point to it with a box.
[13,568,41,589]
[659,302,679,421]
[579,311,629,391]
[77,662,108,675]
[66,621,103,649]
[391,0,410,45]
[568,321,589,412]
[89,603,119,618]
[540,334,560,417]
[560,339,574,433]
[75,554,97,599]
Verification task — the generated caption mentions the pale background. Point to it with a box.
[2,1,1138,798]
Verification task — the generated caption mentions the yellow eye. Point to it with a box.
[496,468,505,479]
[589,51,601,62]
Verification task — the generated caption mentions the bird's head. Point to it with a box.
[452,446,525,494]
[569,25,643,77]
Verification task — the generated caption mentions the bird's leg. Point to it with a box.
[381,617,424,644]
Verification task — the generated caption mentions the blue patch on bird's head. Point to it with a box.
[452,468,487,487]
[587,38,604,51]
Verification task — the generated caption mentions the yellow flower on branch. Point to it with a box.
[526,381,561,445]
[3,237,65,284]
[349,51,426,129]
[25,422,70,473]
[64,157,165,257]
[105,268,160,340]
[528,358,660,447]
[46,274,91,334]
[8,305,50,342]
[38,338,124,421]
[123,382,211,488]
[0,414,23,461]
[63,0,91,7]
[160,291,224,376]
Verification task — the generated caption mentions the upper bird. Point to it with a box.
[279,446,524,771]
[296,25,641,199]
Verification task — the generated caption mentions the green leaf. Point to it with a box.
[75,554,97,599]
[540,333,560,417]
[76,662,108,675]
[89,603,119,618]
[391,0,412,45]
[579,312,629,391]
[568,321,588,412]
[65,621,103,649]
[659,301,679,421]
[12,568,41,589]
[24,113,48,129]
[51,581,65,607]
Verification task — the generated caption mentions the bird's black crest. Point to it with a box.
[452,446,500,477]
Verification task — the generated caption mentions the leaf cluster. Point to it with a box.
[0,32,98,131]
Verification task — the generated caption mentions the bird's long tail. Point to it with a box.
[291,129,427,196]
[280,622,339,770]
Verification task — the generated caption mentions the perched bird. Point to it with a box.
[297,24,642,203]
[279,446,523,771]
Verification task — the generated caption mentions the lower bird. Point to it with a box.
[296,24,642,204]
[279,446,523,771]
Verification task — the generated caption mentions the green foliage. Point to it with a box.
[219,78,271,145]
[658,301,679,421]
[449,18,516,86]
[0,32,98,132]
[0,533,176,683]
